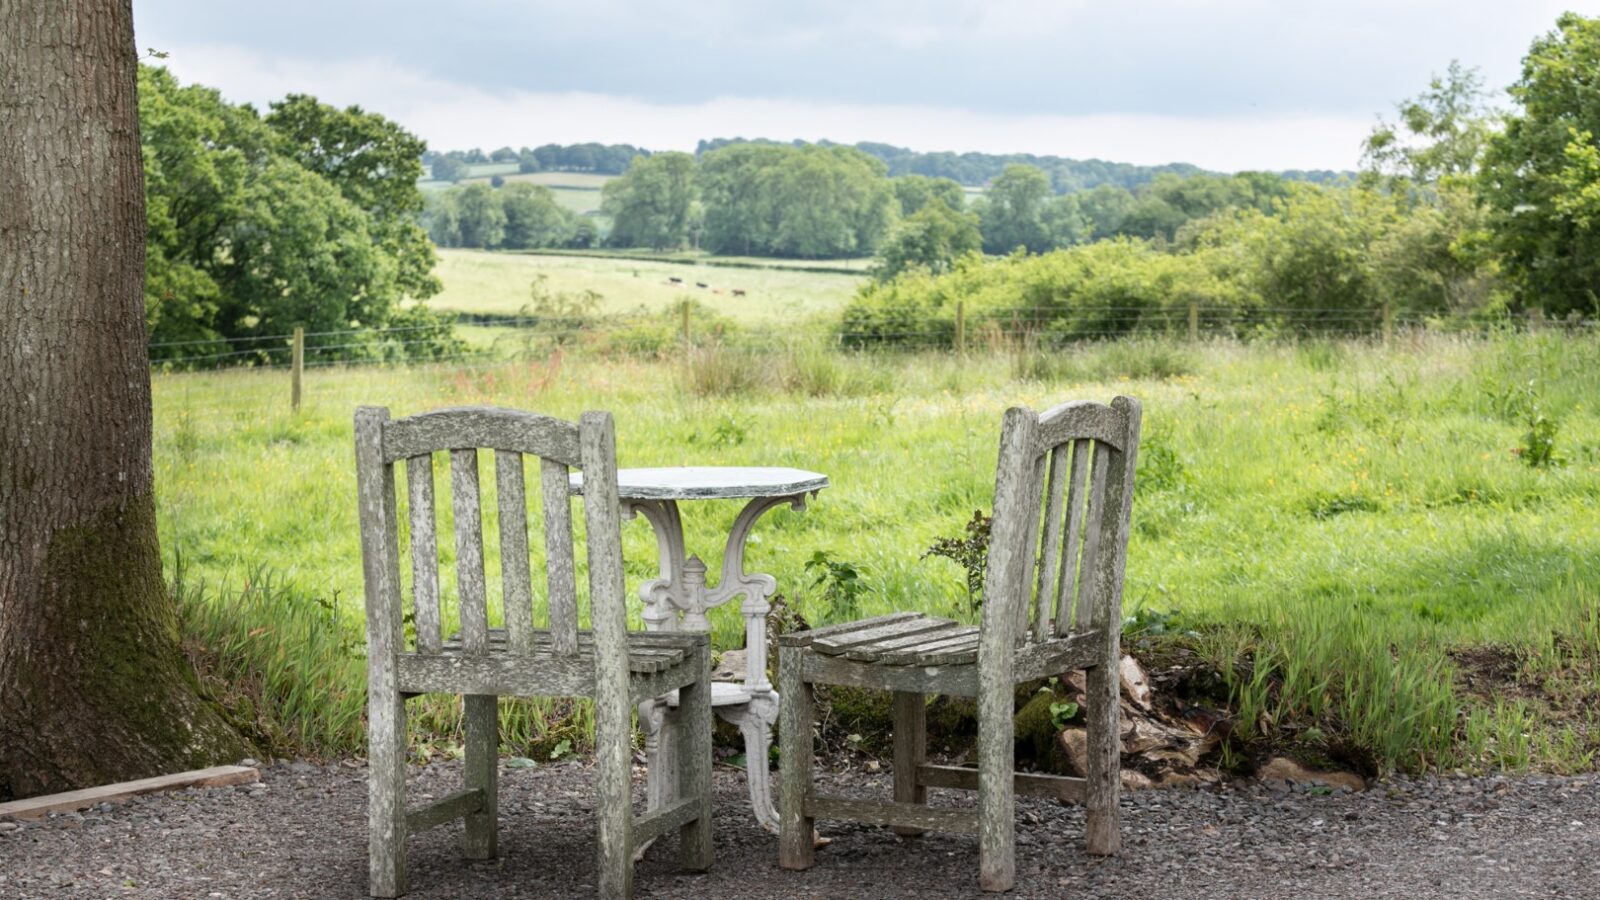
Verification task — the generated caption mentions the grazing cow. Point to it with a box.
[668,276,683,284]
[695,282,708,289]
[713,289,723,294]
[731,288,747,297]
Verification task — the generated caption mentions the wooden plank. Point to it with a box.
[1033,400,1126,453]
[1054,439,1092,635]
[842,622,967,660]
[802,650,978,695]
[397,653,594,698]
[406,454,442,654]
[541,458,578,657]
[915,765,1087,803]
[632,795,700,846]
[495,450,534,655]
[404,788,484,836]
[776,612,921,648]
[1013,630,1101,681]
[383,406,580,465]
[810,615,953,655]
[1015,448,1048,641]
[804,795,978,834]
[451,449,489,656]
[1033,443,1068,640]
[870,630,978,665]
[0,766,259,821]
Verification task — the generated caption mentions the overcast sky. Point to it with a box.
[133,1,1598,173]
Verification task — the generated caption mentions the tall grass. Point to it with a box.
[155,330,1600,771]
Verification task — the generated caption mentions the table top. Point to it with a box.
[569,466,829,501]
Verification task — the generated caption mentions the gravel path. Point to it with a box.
[2,760,1597,898]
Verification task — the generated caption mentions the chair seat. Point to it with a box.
[443,627,700,674]
[805,613,980,666]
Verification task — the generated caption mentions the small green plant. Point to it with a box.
[1519,410,1565,468]
[549,737,573,761]
[1049,701,1080,730]
[922,510,991,614]
[691,414,749,448]
[1136,433,1187,492]
[805,550,868,621]
[1305,492,1381,520]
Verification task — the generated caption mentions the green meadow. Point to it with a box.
[157,325,1600,772]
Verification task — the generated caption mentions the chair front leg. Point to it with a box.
[368,682,408,897]
[676,641,714,871]
[462,694,498,860]
[891,691,927,837]
[777,645,815,870]
[976,658,1015,892]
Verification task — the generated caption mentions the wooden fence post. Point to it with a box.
[1381,301,1394,344]
[291,326,304,411]
[681,303,691,347]
[955,301,966,356]
[1188,302,1199,343]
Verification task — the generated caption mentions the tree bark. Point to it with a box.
[0,0,248,800]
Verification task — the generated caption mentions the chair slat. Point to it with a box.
[1014,449,1048,643]
[496,450,534,655]
[451,449,489,656]
[540,457,578,656]
[405,454,442,653]
[1032,444,1068,641]
[1068,442,1111,635]
[1054,440,1092,636]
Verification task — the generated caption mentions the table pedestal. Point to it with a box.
[625,492,810,832]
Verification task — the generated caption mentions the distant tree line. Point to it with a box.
[696,136,1348,192]
[846,13,1600,337]
[423,143,648,181]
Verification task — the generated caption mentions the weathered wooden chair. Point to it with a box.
[777,397,1141,892]
[356,406,714,899]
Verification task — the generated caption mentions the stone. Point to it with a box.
[1119,655,1153,711]
[1257,757,1366,793]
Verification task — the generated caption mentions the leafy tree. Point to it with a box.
[1480,13,1600,315]
[1078,184,1135,240]
[264,94,440,302]
[490,145,518,162]
[978,164,1052,253]
[422,190,462,247]
[602,151,698,250]
[455,183,507,249]
[891,174,967,216]
[431,155,468,182]
[1362,61,1497,190]
[875,198,981,279]
[500,182,574,249]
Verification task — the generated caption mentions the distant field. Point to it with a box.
[428,248,866,322]
[418,170,613,214]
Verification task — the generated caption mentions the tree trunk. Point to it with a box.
[0,0,248,800]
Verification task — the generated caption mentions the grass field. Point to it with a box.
[156,330,1600,771]
[429,248,868,322]
[419,170,613,216]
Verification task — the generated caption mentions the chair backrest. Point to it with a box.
[979,397,1142,646]
[354,406,629,669]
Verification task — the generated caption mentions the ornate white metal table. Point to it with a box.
[571,466,828,831]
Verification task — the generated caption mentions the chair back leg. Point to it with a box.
[1083,634,1123,855]
[462,694,499,860]
[594,686,635,898]
[977,648,1016,892]
[777,645,816,870]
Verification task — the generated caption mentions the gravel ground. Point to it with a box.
[2,760,1597,899]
